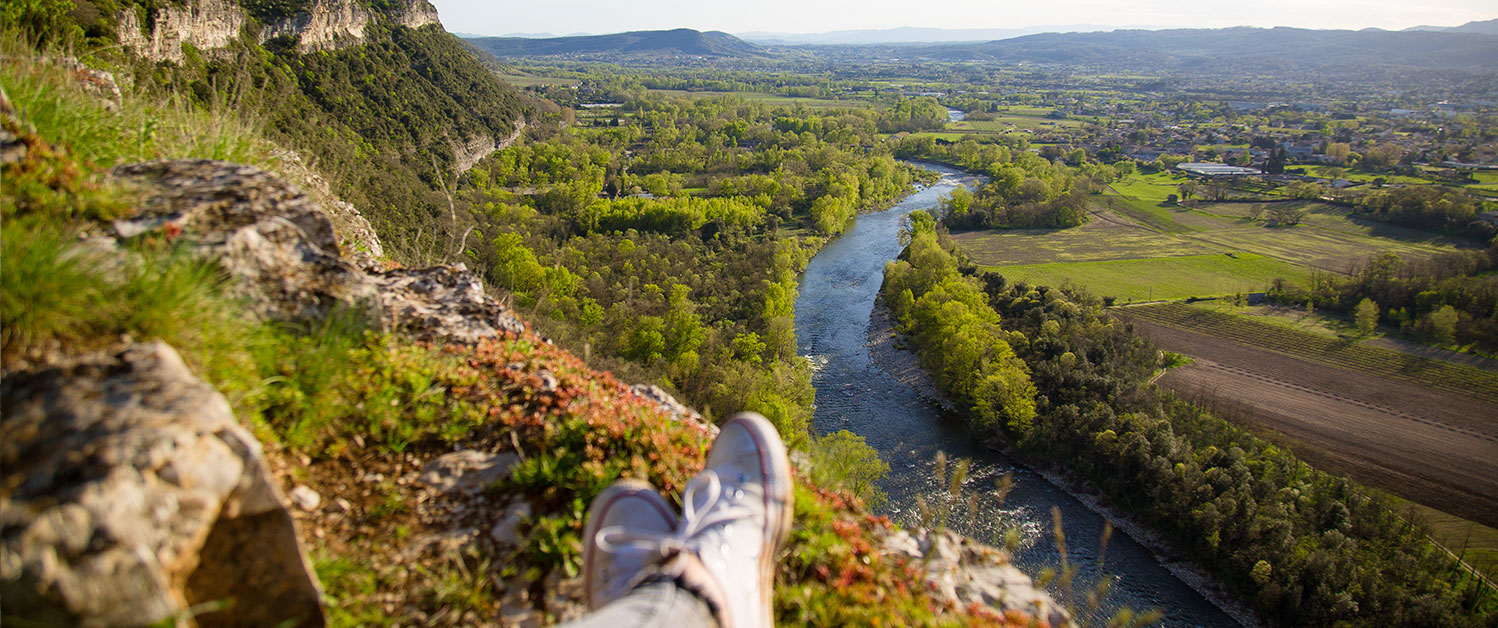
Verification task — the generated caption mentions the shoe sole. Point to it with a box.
[722,411,795,625]
[581,479,678,610]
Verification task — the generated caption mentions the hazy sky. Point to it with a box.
[430,0,1494,36]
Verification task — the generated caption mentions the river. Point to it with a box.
[793,162,1241,627]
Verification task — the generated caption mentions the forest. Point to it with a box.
[457,92,933,457]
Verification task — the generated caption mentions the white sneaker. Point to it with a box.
[675,411,795,628]
[587,412,794,628]
[582,479,678,610]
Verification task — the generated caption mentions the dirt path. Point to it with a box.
[1128,318,1498,528]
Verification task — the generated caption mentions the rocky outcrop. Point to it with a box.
[111,160,376,323]
[0,342,323,627]
[259,0,372,53]
[392,0,441,29]
[629,384,715,435]
[880,527,1071,627]
[269,149,385,267]
[117,0,248,63]
[110,159,525,342]
[453,119,528,174]
[116,0,437,62]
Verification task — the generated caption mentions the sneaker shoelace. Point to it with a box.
[596,470,751,559]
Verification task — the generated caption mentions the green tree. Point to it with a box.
[1422,305,1459,346]
[810,430,890,508]
[1354,298,1379,337]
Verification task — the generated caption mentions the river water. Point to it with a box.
[793,163,1240,627]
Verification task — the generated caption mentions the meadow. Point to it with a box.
[955,173,1471,300]
[992,253,1306,302]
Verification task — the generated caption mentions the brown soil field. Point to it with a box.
[1127,317,1498,528]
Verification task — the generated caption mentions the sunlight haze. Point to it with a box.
[432,0,1495,36]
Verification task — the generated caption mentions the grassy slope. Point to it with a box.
[0,36,1030,628]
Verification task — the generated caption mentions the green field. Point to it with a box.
[950,115,1084,132]
[991,253,1306,302]
[645,89,870,109]
[1467,171,1498,195]
[955,169,1469,302]
[497,73,578,87]
[1121,302,1498,404]
[1294,164,1430,186]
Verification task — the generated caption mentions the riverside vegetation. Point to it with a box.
[0,3,1053,626]
[881,211,1497,626]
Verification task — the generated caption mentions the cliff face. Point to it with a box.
[258,0,373,53]
[116,0,248,63]
[116,0,443,62]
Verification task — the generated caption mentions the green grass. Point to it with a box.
[1465,171,1498,195]
[496,73,577,87]
[2,43,269,170]
[1384,495,1498,582]
[950,115,1084,132]
[989,253,1307,302]
[1186,300,1358,339]
[645,89,870,109]
[1122,302,1498,404]
[1294,165,1430,186]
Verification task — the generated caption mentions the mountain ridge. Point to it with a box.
[466,28,766,58]
[912,25,1498,70]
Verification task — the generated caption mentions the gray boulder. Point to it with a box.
[0,341,323,627]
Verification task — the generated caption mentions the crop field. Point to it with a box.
[949,116,1084,132]
[1124,302,1498,404]
[1126,303,1498,530]
[992,253,1306,302]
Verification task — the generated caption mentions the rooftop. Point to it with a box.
[1178,162,1263,177]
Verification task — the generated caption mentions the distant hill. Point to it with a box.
[467,28,765,58]
[1405,18,1498,35]
[918,26,1498,70]
[738,25,1121,45]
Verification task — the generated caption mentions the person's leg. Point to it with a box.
[564,411,793,628]
[560,578,717,628]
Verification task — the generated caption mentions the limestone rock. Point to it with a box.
[452,119,527,174]
[489,502,533,546]
[370,265,526,343]
[420,450,521,495]
[268,149,385,268]
[52,57,123,111]
[879,527,1070,627]
[111,159,373,323]
[259,0,372,52]
[289,486,322,512]
[110,159,526,345]
[0,341,323,627]
[629,384,715,435]
[116,0,247,63]
[392,0,441,29]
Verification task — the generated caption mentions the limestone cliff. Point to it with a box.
[116,0,443,62]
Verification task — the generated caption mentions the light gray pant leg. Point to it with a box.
[558,580,718,628]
